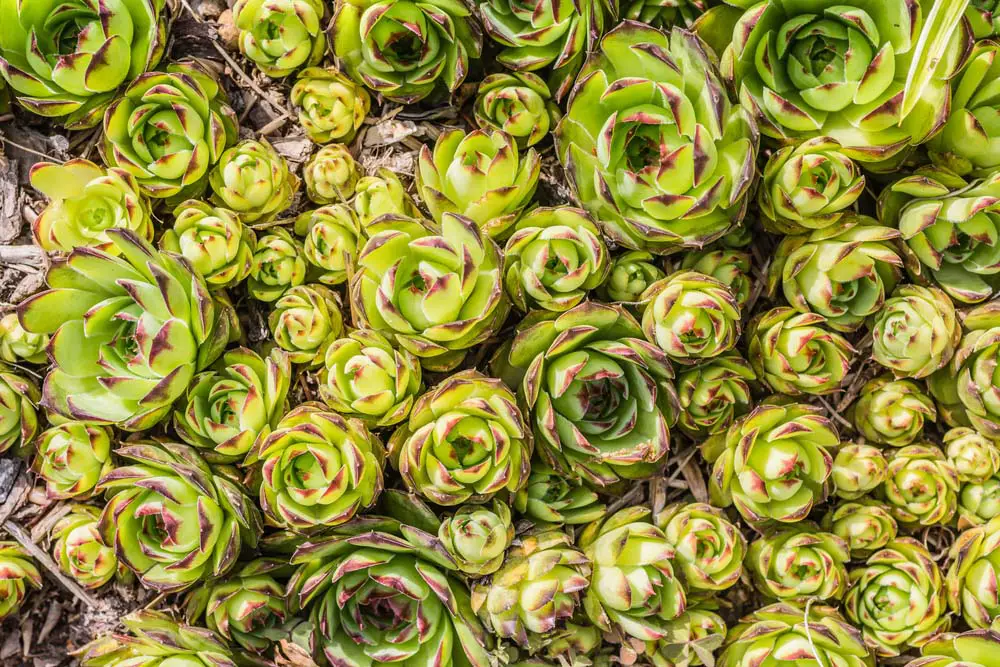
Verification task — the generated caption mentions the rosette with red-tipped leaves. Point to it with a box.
[16,229,236,431]
[96,440,262,592]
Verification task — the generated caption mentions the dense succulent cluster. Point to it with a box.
[6,1,1000,666]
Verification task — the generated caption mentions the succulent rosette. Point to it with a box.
[331,0,483,103]
[96,441,262,592]
[928,42,1000,176]
[656,502,746,592]
[388,370,531,505]
[474,72,560,148]
[748,307,855,396]
[675,353,756,438]
[845,538,950,656]
[871,285,961,379]
[416,128,540,238]
[821,500,899,559]
[100,60,238,199]
[961,478,1000,529]
[0,0,166,127]
[578,507,687,642]
[33,421,114,499]
[747,524,850,601]
[16,229,235,430]
[768,217,902,332]
[0,312,48,364]
[183,559,290,653]
[946,427,1000,484]
[173,347,290,461]
[439,500,514,576]
[622,0,707,29]
[248,228,308,303]
[721,0,972,167]
[291,67,370,144]
[503,207,610,312]
[52,505,117,589]
[720,602,873,667]
[878,167,1000,303]
[0,368,39,454]
[707,402,838,525]
[302,144,360,206]
[679,248,752,309]
[497,301,678,486]
[29,159,152,255]
[850,376,937,447]
[319,328,422,428]
[641,271,741,364]
[758,137,866,234]
[526,3,646,89]
[287,515,490,666]
[946,515,1000,629]
[268,285,344,366]
[646,604,727,667]
[0,542,42,621]
[246,403,385,532]
[881,444,959,527]
[472,528,591,647]
[909,628,1000,667]
[556,22,757,253]
[233,0,325,77]
[351,213,509,371]
[477,0,616,99]
[210,139,299,222]
[294,205,364,286]
[353,168,422,225]
[833,444,888,501]
[513,463,607,526]
[599,250,666,303]
[938,302,1000,439]
[78,610,238,667]
[160,200,256,289]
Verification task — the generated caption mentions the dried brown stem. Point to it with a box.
[209,42,292,121]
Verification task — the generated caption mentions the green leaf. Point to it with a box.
[901,0,970,120]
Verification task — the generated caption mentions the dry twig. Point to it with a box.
[210,42,291,122]
[0,137,62,162]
